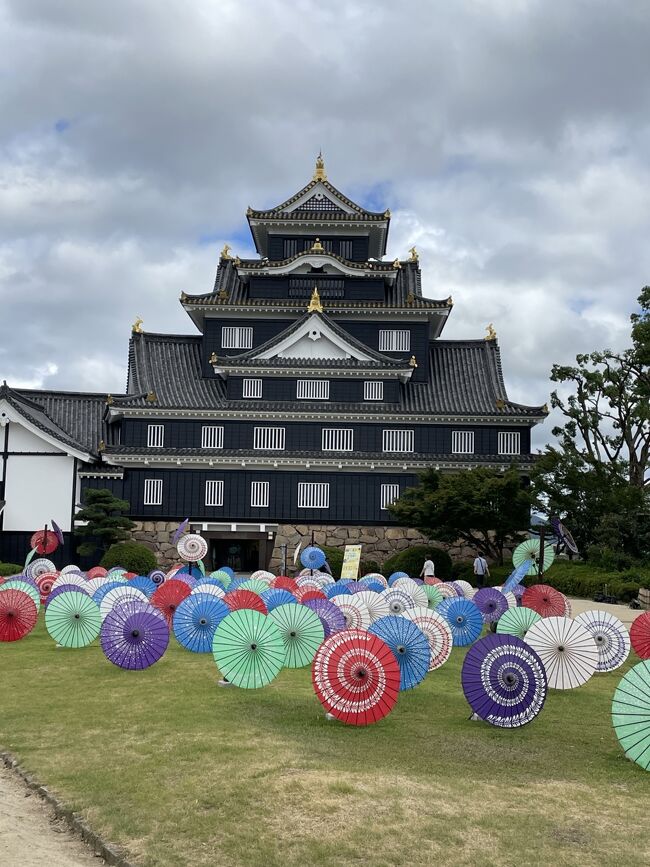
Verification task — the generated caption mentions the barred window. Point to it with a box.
[296,379,329,400]
[452,431,475,454]
[221,326,253,349]
[298,482,330,509]
[382,429,414,453]
[250,481,269,508]
[379,330,410,352]
[498,431,521,455]
[147,424,164,448]
[364,381,384,401]
[205,480,224,507]
[201,425,224,449]
[339,240,353,259]
[381,484,400,510]
[143,479,163,506]
[242,378,263,399]
[283,238,300,258]
[322,428,354,452]
[253,427,286,450]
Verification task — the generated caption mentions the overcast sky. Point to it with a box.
[1,0,649,449]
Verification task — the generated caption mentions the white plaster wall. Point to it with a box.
[9,423,63,453]
[280,333,349,359]
[3,454,74,532]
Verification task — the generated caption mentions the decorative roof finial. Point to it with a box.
[307,287,323,314]
[392,258,402,269]
[209,351,218,365]
[495,398,506,410]
[446,295,453,306]
[132,317,143,334]
[146,390,157,403]
[310,237,325,253]
[106,394,114,406]
[217,286,229,302]
[409,355,418,368]
[220,243,232,260]
[98,439,105,452]
[313,152,327,181]
[542,402,549,414]
[485,323,497,341]
[409,246,419,262]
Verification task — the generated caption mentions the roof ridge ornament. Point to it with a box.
[409,355,418,368]
[132,317,143,334]
[310,237,324,253]
[409,246,419,262]
[495,398,506,409]
[220,244,233,260]
[307,287,323,314]
[313,152,327,181]
[485,323,497,341]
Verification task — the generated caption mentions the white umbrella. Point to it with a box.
[99,585,149,621]
[574,610,630,673]
[330,595,371,630]
[354,590,390,623]
[393,578,428,607]
[401,606,453,671]
[380,588,415,615]
[524,616,598,689]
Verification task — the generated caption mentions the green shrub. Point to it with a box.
[451,560,475,580]
[100,542,157,574]
[0,563,23,577]
[360,560,381,577]
[321,546,344,578]
[383,545,453,581]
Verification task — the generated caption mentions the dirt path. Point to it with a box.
[568,597,642,626]
[0,764,100,867]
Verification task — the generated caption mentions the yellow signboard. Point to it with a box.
[340,544,362,581]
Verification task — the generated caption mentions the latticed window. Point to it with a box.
[299,195,345,212]
[147,424,164,448]
[452,431,475,454]
[380,484,400,510]
[364,381,384,401]
[221,326,253,349]
[321,429,354,452]
[339,240,353,259]
[201,425,224,449]
[379,330,410,352]
[298,482,330,509]
[242,379,263,399]
[250,481,269,508]
[253,427,286,450]
[498,431,521,455]
[205,480,224,507]
[144,479,163,506]
[382,429,414,453]
[296,380,329,400]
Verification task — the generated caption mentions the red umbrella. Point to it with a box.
[522,584,567,618]
[272,576,299,593]
[630,612,650,659]
[30,529,59,555]
[223,589,268,615]
[87,566,107,580]
[424,577,442,585]
[36,572,58,603]
[294,587,327,604]
[312,628,400,725]
[0,589,38,641]
[151,579,191,626]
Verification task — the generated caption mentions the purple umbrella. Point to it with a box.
[512,584,525,606]
[473,587,509,624]
[461,633,547,728]
[46,583,90,606]
[346,581,366,594]
[100,601,169,670]
[304,598,346,638]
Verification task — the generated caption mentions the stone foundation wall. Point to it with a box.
[130,521,179,567]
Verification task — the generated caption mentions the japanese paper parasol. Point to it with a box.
[435,582,461,599]
[51,520,65,547]
[512,540,555,576]
[191,582,225,602]
[172,592,229,653]
[496,588,517,609]
[1,579,41,609]
[46,584,88,609]
[30,529,59,555]
[269,603,325,668]
[496,606,541,640]
[272,576,299,593]
[575,610,631,673]
[369,615,430,691]
[330,594,371,630]
[85,576,112,597]
[52,572,86,591]
[423,584,444,609]
[611,660,650,770]
[522,584,567,618]
[362,573,388,589]
[473,587,509,624]
[212,608,285,688]
[524,616,598,689]
[149,569,166,587]
[354,590,390,623]
[25,558,56,580]
[86,566,107,580]
[300,545,326,570]
[296,576,322,591]
[151,579,192,626]
[380,588,415,616]
[393,578,428,608]
[260,588,296,611]
[312,629,400,725]
[176,533,208,562]
[437,597,484,646]
[401,606,453,671]
[129,575,157,597]
[550,516,580,555]
[325,583,351,599]
[101,601,169,669]
[241,578,271,596]
[462,633,547,728]
[250,570,275,582]
[503,560,533,593]
[0,590,38,641]
[100,585,149,621]
[304,598,347,638]
[360,578,385,593]
[92,581,128,606]
[630,612,650,659]
[453,580,474,597]
[223,589,268,615]
[343,580,365,594]
[294,587,327,604]
[36,572,57,603]
[45,591,101,648]
[388,571,409,585]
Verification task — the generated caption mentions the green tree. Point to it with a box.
[389,467,531,564]
[74,489,135,559]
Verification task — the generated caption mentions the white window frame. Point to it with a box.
[498,431,521,455]
[382,429,414,453]
[296,379,329,400]
[242,378,263,399]
[364,381,384,401]
[452,430,475,454]
[143,479,163,506]
[298,482,330,509]
[253,427,286,450]
[321,428,354,452]
[147,424,164,448]
[379,330,410,352]
[250,481,269,508]
[201,425,224,449]
[205,480,224,507]
[381,484,400,510]
[221,326,253,349]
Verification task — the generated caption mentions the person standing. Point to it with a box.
[420,556,435,580]
[473,553,490,588]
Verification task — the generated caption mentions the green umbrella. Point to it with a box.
[423,584,444,609]
[240,578,271,596]
[212,609,285,688]
[1,580,40,609]
[45,591,101,648]
[269,604,325,668]
[496,606,541,640]
[209,570,232,589]
[512,539,555,576]
[612,660,650,771]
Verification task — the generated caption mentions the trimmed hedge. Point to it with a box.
[100,542,158,574]
[383,545,453,581]
[0,562,23,577]
[321,546,344,578]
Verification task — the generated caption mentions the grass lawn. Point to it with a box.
[1,618,650,867]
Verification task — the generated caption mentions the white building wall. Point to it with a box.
[9,424,60,453]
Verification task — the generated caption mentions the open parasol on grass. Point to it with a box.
[401,606,454,671]
[172,592,230,653]
[0,589,38,642]
[45,591,101,648]
[575,610,630,673]
[612,660,650,771]
[212,608,285,688]
[269,603,325,668]
[369,615,431,691]
[523,616,598,690]
[101,601,169,669]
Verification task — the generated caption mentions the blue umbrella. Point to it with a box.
[226,578,248,592]
[388,571,409,586]
[217,566,235,580]
[361,579,384,593]
[261,588,298,611]
[437,597,483,646]
[325,583,351,599]
[173,592,229,653]
[92,581,127,606]
[503,560,532,593]
[300,546,326,570]
[130,575,157,597]
[369,615,431,691]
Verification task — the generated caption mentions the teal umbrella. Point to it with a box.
[612,660,650,770]
[212,609,285,688]
[268,604,324,668]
